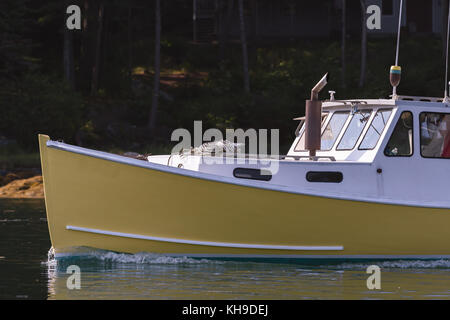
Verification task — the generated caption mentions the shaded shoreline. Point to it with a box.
[0,175,44,199]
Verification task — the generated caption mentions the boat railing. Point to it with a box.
[176,151,336,162]
[392,95,445,103]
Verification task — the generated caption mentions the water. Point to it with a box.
[2,199,450,300]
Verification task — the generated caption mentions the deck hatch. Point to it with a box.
[306,171,343,183]
[233,168,272,181]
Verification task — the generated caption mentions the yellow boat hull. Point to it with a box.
[38,134,450,259]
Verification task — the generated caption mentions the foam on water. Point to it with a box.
[335,259,450,270]
[43,247,450,270]
[92,251,216,264]
[44,247,220,265]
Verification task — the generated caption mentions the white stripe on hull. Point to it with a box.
[66,225,344,251]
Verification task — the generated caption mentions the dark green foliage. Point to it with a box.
[0,0,447,158]
[0,0,35,80]
[0,74,83,148]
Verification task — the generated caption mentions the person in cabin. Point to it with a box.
[440,114,450,158]
[421,114,450,158]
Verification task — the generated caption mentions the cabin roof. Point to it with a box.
[321,96,450,110]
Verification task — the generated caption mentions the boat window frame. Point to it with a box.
[358,108,394,151]
[292,107,396,154]
[419,111,450,159]
[319,110,351,151]
[336,109,373,151]
[383,110,414,157]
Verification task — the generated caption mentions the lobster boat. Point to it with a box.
[38,74,450,259]
[39,0,450,259]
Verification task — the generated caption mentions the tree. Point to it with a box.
[79,0,96,93]
[238,0,250,93]
[149,0,161,130]
[359,0,367,88]
[341,0,346,88]
[443,0,449,59]
[63,0,75,89]
[218,0,234,65]
[91,1,104,95]
[0,0,33,83]
[127,5,133,79]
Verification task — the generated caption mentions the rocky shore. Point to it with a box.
[0,170,44,199]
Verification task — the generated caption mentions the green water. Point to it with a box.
[1,199,450,300]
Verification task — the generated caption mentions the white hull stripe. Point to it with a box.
[66,225,344,251]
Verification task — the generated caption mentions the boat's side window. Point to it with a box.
[420,112,450,158]
[320,111,349,151]
[337,110,371,150]
[384,111,413,157]
[233,168,272,181]
[359,108,392,150]
[306,171,343,183]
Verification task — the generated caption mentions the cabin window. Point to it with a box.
[420,112,450,158]
[337,110,371,150]
[384,111,413,156]
[320,111,349,151]
[306,171,343,183]
[359,109,393,150]
[233,168,272,181]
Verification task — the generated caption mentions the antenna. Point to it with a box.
[444,0,450,102]
[394,0,402,67]
[390,0,403,99]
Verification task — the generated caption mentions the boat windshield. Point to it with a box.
[359,109,392,150]
[320,111,349,150]
[294,108,393,152]
[337,110,371,150]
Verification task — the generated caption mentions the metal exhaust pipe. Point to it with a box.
[305,73,328,157]
[311,73,329,101]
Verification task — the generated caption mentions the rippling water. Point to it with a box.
[2,199,450,299]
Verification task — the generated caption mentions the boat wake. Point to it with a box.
[43,247,220,266]
[335,259,450,270]
[84,251,217,265]
[43,247,450,270]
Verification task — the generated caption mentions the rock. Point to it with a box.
[0,175,44,199]
[0,170,40,187]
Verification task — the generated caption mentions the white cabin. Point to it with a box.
[147,96,450,209]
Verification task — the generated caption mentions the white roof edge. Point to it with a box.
[322,97,450,109]
[322,99,396,108]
